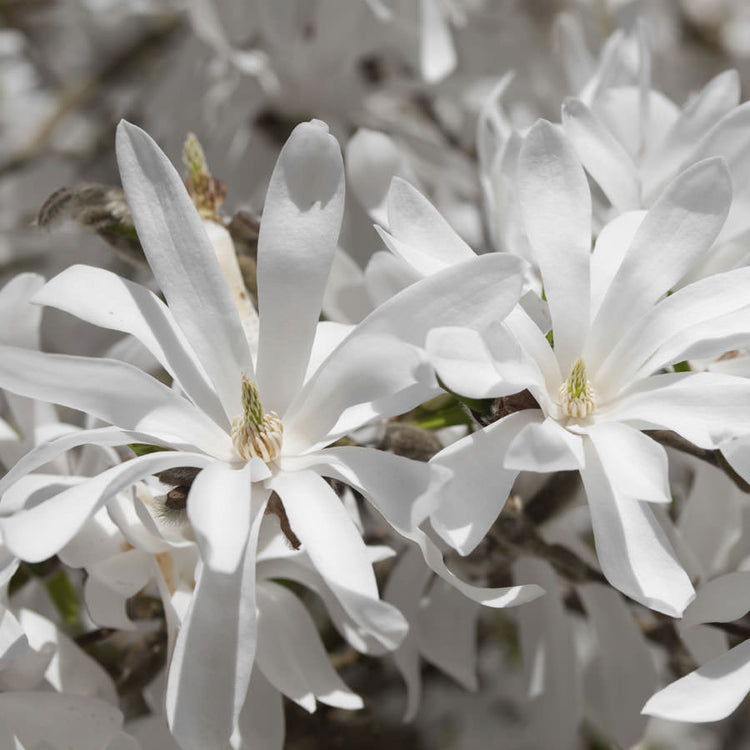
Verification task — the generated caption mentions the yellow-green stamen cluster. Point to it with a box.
[559,358,596,418]
[231,375,283,462]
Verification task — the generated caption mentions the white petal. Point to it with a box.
[35,265,227,429]
[587,158,732,371]
[430,411,535,555]
[256,120,345,416]
[256,581,362,711]
[605,372,750,449]
[385,178,474,273]
[116,120,250,419]
[505,417,584,473]
[0,451,212,562]
[167,490,267,750]
[562,97,640,211]
[642,639,750,722]
[187,462,252,574]
[0,346,232,458]
[579,583,657,748]
[425,326,505,399]
[582,436,694,616]
[269,468,408,650]
[518,119,591,374]
[585,422,670,503]
[597,266,750,395]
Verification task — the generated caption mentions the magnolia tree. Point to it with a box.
[5,1,750,749]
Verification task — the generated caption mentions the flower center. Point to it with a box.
[231,375,283,462]
[559,358,596,418]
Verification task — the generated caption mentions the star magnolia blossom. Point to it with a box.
[0,119,541,749]
[427,119,750,616]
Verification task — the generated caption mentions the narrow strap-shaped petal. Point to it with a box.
[187,461,253,574]
[0,451,213,562]
[255,581,363,711]
[518,119,592,374]
[581,434,694,616]
[269,468,408,651]
[682,572,750,628]
[505,416,585,473]
[35,265,227,429]
[0,345,232,459]
[256,120,345,416]
[586,157,731,371]
[116,120,250,420]
[419,0,456,82]
[167,487,267,750]
[603,371,750,449]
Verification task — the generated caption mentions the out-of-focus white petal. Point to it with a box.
[346,129,415,226]
[642,638,750,722]
[256,120,345,417]
[682,572,750,628]
[518,119,591,374]
[116,120,250,419]
[0,273,45,349]
[514,557,579,750]
[419,0,456,83]
[0,693,127,750]
[579,583,657,749]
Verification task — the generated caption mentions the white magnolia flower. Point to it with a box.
[0,118,539,748]
[427,119,750,616]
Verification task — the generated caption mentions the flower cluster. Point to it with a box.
[5,2,750,749]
